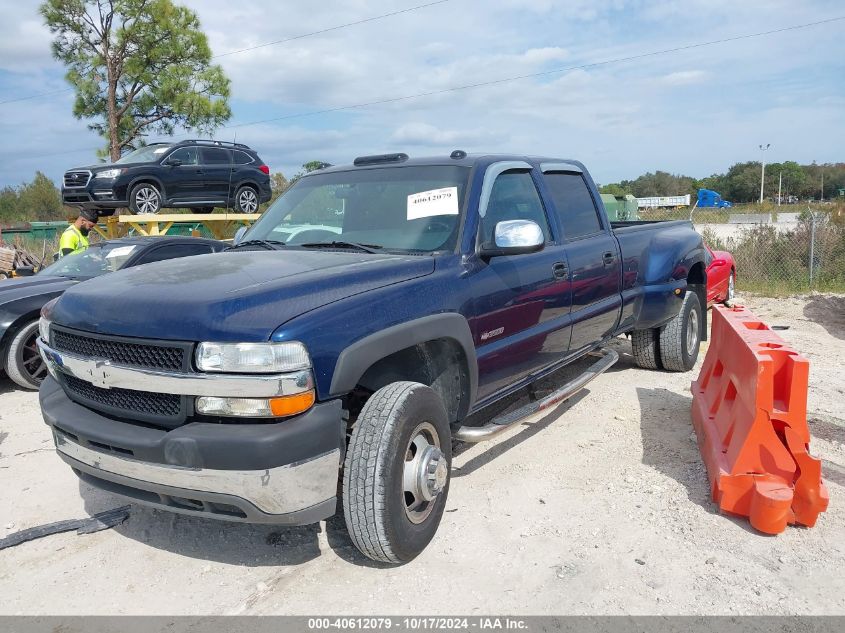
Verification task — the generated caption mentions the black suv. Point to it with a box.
[61,140,273,215]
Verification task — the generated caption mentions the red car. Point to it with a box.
[705,245,736,305]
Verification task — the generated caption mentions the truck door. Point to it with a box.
[468,165,573,402]
[542,167,622,353]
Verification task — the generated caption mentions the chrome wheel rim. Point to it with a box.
[136,187,160,214]
[402,422,447,524]
[238,189,258,213]
[19,330,47,384]
[727,274,735,300]
[686,307,700,356]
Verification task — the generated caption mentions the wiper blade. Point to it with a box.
[226,239,286,251]
[299,241,382,254]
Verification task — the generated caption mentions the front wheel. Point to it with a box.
[4,321,47,390]
[342,382,451,564]
[129,183,162,215]
[659,291,703,372]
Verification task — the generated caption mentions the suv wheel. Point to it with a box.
[234,186,258,213]
[343,382,451,564]
[129,183,162,214]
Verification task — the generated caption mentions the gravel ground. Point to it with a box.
[0,294,843,615]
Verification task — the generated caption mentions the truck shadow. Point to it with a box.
[635,387,712,512]
[450,391,588,478]
[636,386,770,534]
[78,482,326,567]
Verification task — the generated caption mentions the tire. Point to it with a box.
[659,291,703,372]
[233,186,259,213]
[343,381,451,564]
[724,272,735,303]
[631,328,662,370]
[4,321,47,390]
[129,183,162,215]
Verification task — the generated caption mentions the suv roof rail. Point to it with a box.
[176,139,252,150]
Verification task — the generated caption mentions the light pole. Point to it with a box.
[759,143,770,204]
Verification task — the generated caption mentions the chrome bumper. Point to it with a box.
[37,338,312,397]
[54,428,339,516]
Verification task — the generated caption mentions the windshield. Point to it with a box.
[115,145,172,164]
[245,165,470,252]
[38,243,139,279]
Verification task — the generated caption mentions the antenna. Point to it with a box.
[226,133,236,214]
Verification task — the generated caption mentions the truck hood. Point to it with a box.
[51,250,435,341]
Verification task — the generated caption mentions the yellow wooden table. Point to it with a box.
[88,213,261,240]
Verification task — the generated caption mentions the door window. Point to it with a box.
[201,148,231,164]
[544,173,603,240]
[481,171,551,244]
[168,147,200,165]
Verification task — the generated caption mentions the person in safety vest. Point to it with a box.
[58,210,98,258]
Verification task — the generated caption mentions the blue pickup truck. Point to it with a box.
[37,152,707,563]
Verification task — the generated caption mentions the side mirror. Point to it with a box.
[479,219,545,259]
[164,157,182,167]
[710,258,726,267]
[233,226,249,245]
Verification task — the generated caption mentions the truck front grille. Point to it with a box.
[52,328,187,372]
[61,374,184,422]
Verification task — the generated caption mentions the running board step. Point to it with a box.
[453,348,618,443]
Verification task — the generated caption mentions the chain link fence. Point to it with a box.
[695,209,845,295]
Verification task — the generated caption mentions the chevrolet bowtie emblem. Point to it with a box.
[87,360,113,389]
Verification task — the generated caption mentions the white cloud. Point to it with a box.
[660,70,710,86]
[0,0,843,186]
[390,122,500,146]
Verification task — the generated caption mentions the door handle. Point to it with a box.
[552,261,568,279]
[602,251,615,266]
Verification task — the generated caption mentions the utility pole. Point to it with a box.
[759,143,770,204]
[778,171,782,206]
[821,169,824,201]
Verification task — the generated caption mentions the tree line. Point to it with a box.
[600,161,845,203]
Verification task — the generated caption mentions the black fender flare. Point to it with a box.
[329,313,478,411]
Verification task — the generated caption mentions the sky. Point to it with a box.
[0,0,843,188]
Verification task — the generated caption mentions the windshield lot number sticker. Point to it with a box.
[407,187,459,220]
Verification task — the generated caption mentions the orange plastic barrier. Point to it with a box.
[690,304,829,534]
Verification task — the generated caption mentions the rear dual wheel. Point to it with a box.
[631,291,702,372]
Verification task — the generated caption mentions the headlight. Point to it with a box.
[93,168,124,179]
[39,298,57,344]
[39,316,51,344]
[195,341,311,373]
